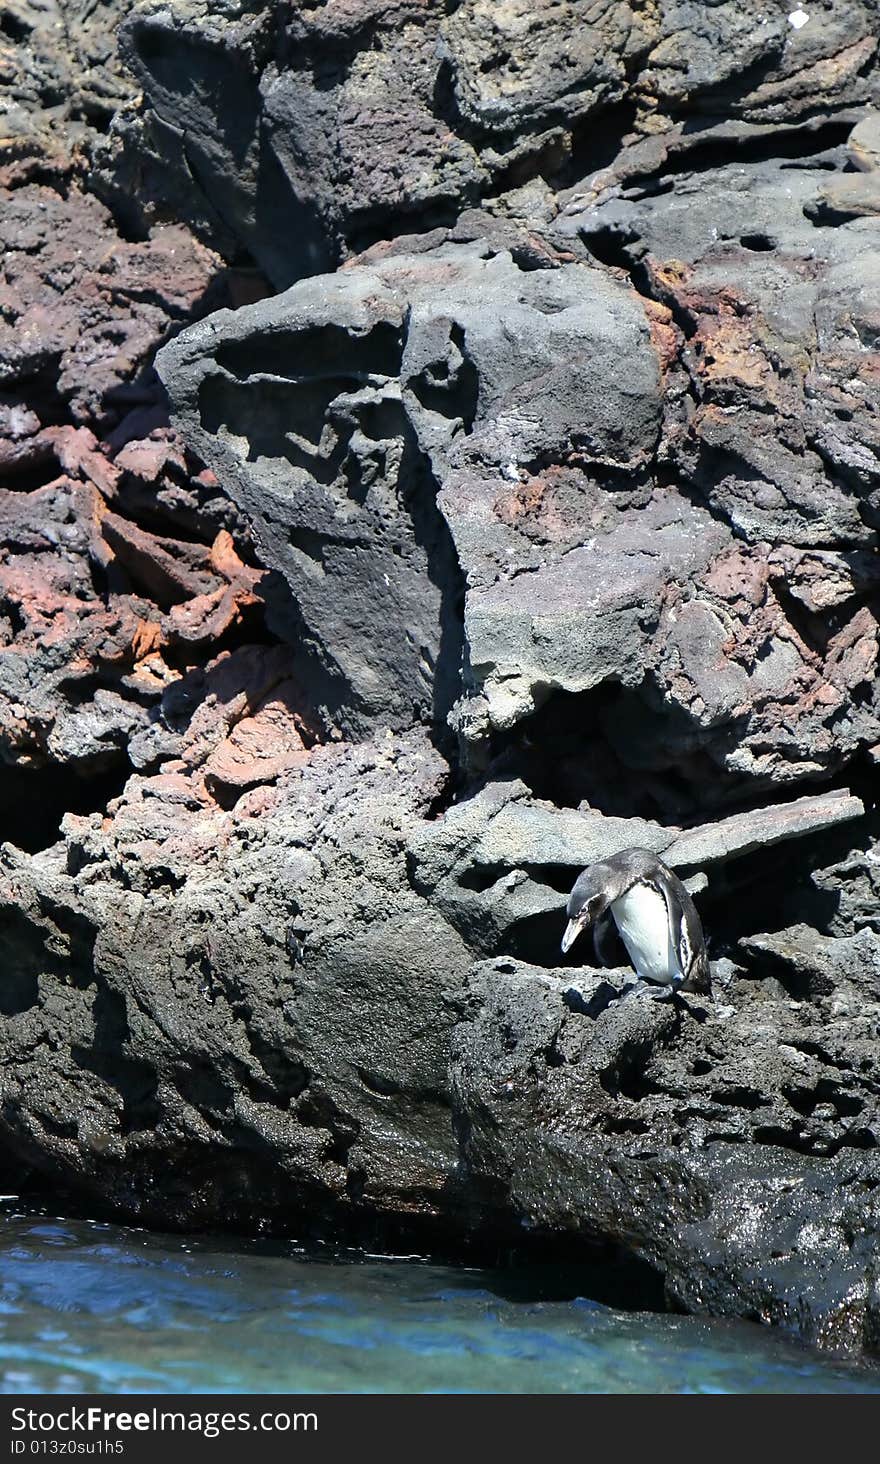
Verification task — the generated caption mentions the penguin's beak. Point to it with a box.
[561,914,587,954]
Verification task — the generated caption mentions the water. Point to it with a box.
[1,1212,878,1394]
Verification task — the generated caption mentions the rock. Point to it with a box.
[127,641,317,803]
[0,476,154,776]
[0,452,273,786]
[448,487,725,735]
[158,142,880,797]
[0,158,268,810]
[157,255,467,736]
[119,0,880,286]
[638,1,878,127]
[848,110,880,171]
[572,157,880,543]
[0,0,134,186]
[157,240,681,737]
[409,779,865,961]
[0,730,472,1231]
[739,924,880,1003]
[808,838,880,939]
[557,153,880,794]
[111,422,252,543]
[450,958,880,1354]
[0,394,39,441]
[810,170,880,221]
[0,364,278,882]
[0,184,222,425]
[119,0,645,285]
[3,0,880,1369]
[662,790,866,871]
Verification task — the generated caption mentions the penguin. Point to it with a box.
[561,848,710,996]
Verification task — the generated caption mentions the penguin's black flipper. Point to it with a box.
[681,945,711,996]
[593,909,623,968]
[667,875,711,996]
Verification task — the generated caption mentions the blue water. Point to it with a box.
[0,1212,877,1394]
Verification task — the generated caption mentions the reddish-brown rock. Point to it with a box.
[0,185,221,425]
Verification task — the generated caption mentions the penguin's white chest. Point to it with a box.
[611,882,681,985]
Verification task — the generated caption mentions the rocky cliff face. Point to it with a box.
[2,0,880,1358]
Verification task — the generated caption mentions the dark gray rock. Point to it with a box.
[553,152,880,796]
[0,729,471,1229]
[450,957,880,1354]
[118,0,880,286]
[157,248,469,737]
[157,242,670,738]
[3,725,877,1353]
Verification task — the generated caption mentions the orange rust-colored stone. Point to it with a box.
[641,294,679,378]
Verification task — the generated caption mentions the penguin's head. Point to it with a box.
[560,864,614,955]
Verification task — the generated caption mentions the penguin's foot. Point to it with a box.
[624,979,677,1003]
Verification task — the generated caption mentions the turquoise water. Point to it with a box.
[1,1212,878,1394]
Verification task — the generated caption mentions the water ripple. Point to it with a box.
[0,1214,878,1395]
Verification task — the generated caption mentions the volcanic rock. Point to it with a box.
[3,0,880,1366]
[120,0,880,285]
[451,955,880,1354]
